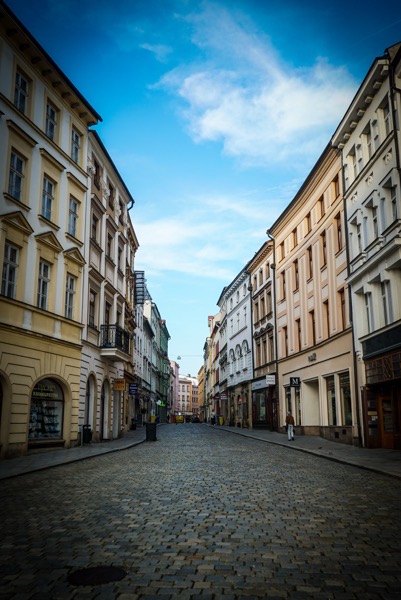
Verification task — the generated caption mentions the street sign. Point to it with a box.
[113,378,126,391]
[129,383,138,395]
[290,377,300,387]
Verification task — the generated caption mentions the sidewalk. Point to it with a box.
[0,426,147,480]
[0,423,400,481]
[214,425,401,480]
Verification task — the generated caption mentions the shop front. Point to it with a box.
[251,376,277,429]
[29,378,65,448]
[363,349,401,449]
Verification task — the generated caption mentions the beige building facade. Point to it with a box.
[269,146,358,445]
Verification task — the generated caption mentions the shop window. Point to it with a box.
[29,378,64,440]
[340,372,352,426]
[326,375,337,425]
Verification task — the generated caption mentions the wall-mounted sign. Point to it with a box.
[266,375,276,386]
[129,383,138,395]
[290,377,300,387]
[113,379,126,391]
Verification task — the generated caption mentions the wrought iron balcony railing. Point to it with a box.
[100,324,130,355]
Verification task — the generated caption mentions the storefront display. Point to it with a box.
[29,379,63,440]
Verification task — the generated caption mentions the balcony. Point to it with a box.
[100,324,131,361]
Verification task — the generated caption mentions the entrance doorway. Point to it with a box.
[379,392,394,449]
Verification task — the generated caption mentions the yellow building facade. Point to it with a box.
[0,3,101,456]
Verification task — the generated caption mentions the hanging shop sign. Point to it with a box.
[290,377,301,387]
[113,379,126,391]
[266,375,276,386]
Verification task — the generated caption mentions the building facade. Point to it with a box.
[248,241,278,429]
[333,43,401,449]
[269,145,358,444]
[0,3,101,456]
[224,267,253,428]
[80,130,138,442]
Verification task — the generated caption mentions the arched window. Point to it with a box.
[29,378,64,440]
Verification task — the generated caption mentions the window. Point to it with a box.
[260,296,265,318]
[259,269,263,286]
[357,224,362,254]
[364,123,372,159]
[318,195,325,219]
[327,376,337,426]
[108,181,115,209]
[2,242,19,298]
[105,302,111,325]
[339,288,346,330]
[381,280,392,326]
[14,70,29,113]
[281,271,286,300]
[296,318,301,352]
[94,159,101,189]
[382,98,391,136]
[8,151,25,201]
[118,245,123,270]
[107,233,113,258]
[291,227,297,249]
[307,245,313,279]
[267,290,272,314]
[42,176,54,221]
[391,186,397,222]
[340,372,352,426]
[71,127,81,163]
[305,212,311,234]
[46,102,57,140]
[68,196,79,238]
[37,260,50,310]
[268,334,274,361]
[65,274,76,319]
[294,259,299,290]
[283,326,288,357]
[323,300,329,337]
[321,231,327,266]
[309,310,316,346]
[372,206,379,239]
[91,213,99,242]
[279,241,284,261]
[365,292,373,333]
[336,213,343,251]
[89,291,96,327]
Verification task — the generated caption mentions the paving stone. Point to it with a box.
[0,425,400,599]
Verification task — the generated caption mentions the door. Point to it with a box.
[379,392,394,449]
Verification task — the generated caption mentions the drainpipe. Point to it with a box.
[266,229,279,429]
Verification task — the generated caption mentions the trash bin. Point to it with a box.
[218,416,224,426]
[82,424,92,444]
[145,421,157,441]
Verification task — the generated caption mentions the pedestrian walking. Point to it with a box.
[285,412,295,441]
[211,412,216,426]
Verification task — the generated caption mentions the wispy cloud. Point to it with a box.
[140,43,172,62]
[133,189,279,279]
[157,2,357,167]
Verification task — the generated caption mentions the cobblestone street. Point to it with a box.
[1,425,401,599]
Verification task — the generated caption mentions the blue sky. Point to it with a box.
[7,0,401,376]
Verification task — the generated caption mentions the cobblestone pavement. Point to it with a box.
[1,425,401,600]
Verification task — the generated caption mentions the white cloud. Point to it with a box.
[133,191,273,279]
[140,43,172,62]
[158,2,358,167]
